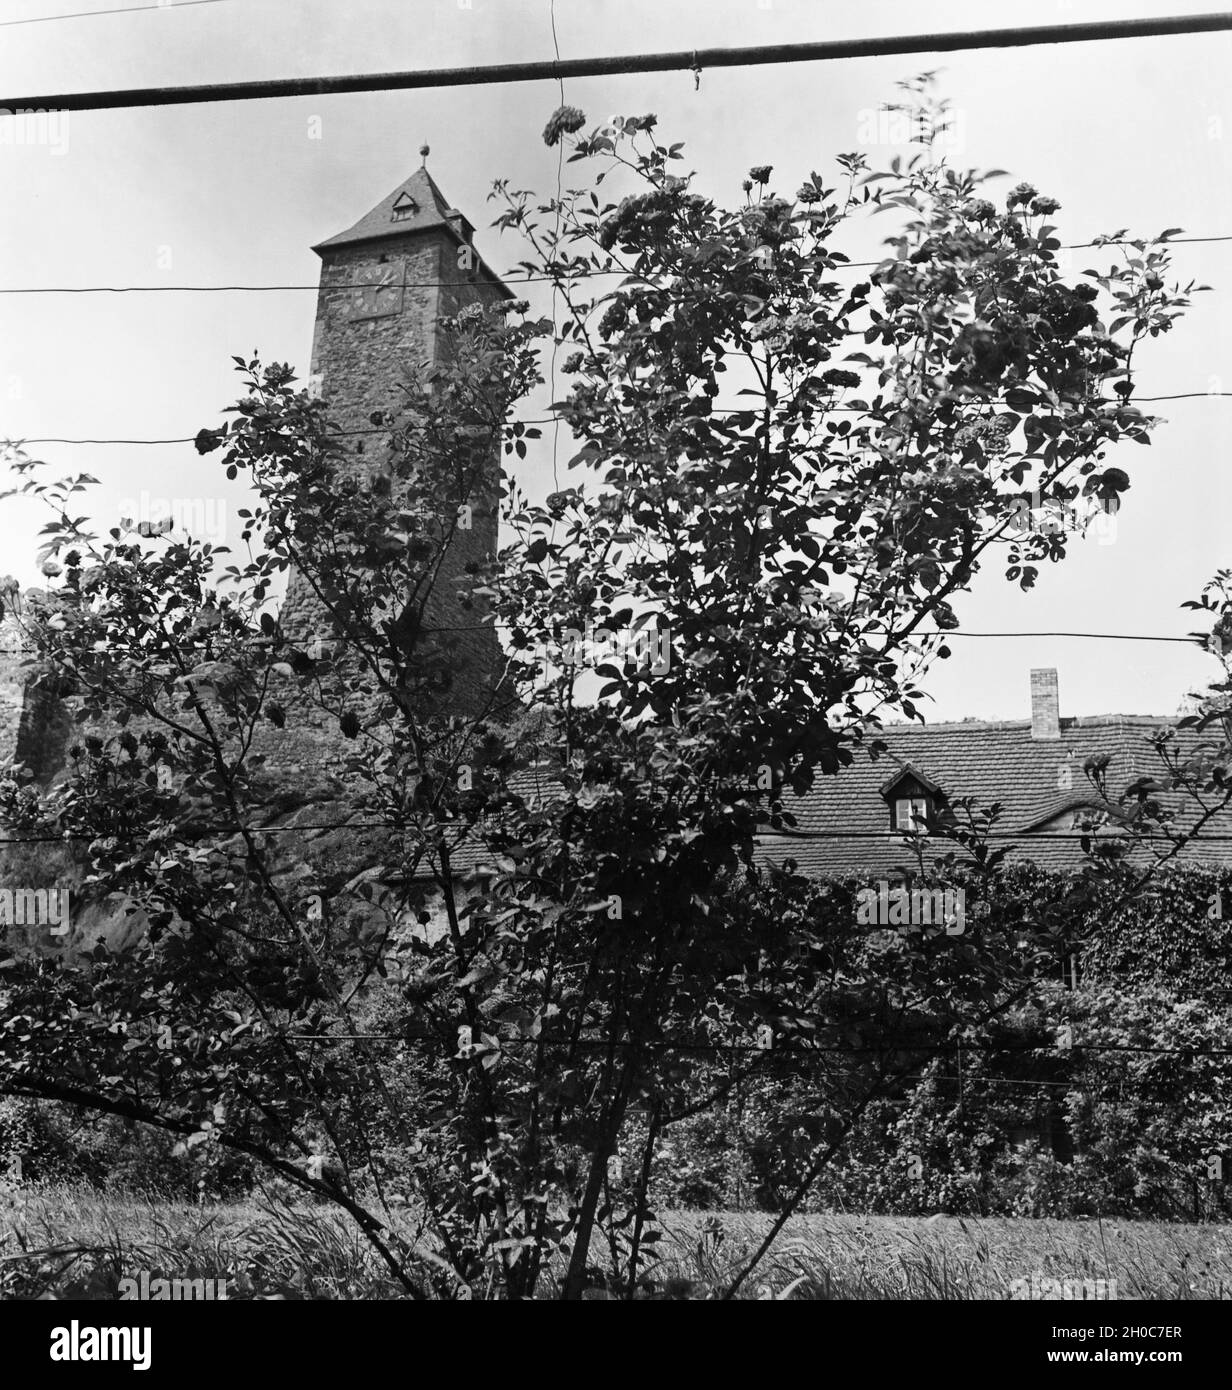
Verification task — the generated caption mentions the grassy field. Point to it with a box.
[2,1184,1230,1299]
[654,1210,1232,1300]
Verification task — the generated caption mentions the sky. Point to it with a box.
[1,0,1229,724]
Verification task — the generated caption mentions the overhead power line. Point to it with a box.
[0,622,1208,647]
[415,623,1202,645]
[10,1026,1232,1058]
[10,391,1232,447]
[221,1035,1232,1058]
[4,12,1232,112]
[0,0,225,28]
[2,810,1231,848]
[2,231,1227,295]
[3,826,1232,847]
[921,631,1198,645]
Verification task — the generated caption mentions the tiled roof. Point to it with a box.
[759,715,1232,876]
[312,166,513,296]
[436,764,564,874]
[417,715,1232,884]
[315,167,455,250]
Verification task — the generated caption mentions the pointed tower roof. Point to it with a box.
[313,166,454,251]
[312,164,513,296]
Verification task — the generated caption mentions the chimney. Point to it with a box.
[1030,668,1060,740]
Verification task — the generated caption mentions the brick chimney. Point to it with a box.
[1030,668,1060,740]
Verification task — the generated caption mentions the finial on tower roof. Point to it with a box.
[419,143,430,165]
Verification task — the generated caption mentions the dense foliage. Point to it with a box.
[0,81,1205,1297]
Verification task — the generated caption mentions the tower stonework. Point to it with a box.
[0,172,515,953]
[268,166,512,783]
[0,596,73,787]
[0,171,513,798]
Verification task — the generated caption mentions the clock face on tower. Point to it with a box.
[341,262,404,321]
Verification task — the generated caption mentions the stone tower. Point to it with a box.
[279,160,512,717]
[0,168,514,796]
[0,593,73,787]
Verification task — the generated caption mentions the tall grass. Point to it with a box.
[2,1183,1230,1299]
[652,1211,1232,1300]
[0,1183,410,1299]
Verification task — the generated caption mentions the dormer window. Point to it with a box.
[445,207,474,245]
[880,764,944,835]
[391,193,418,223]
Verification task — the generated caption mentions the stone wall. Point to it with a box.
[0,616,26,774]
[276,228,506,730]
[0,607,70,785]
[0,212,512,929]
